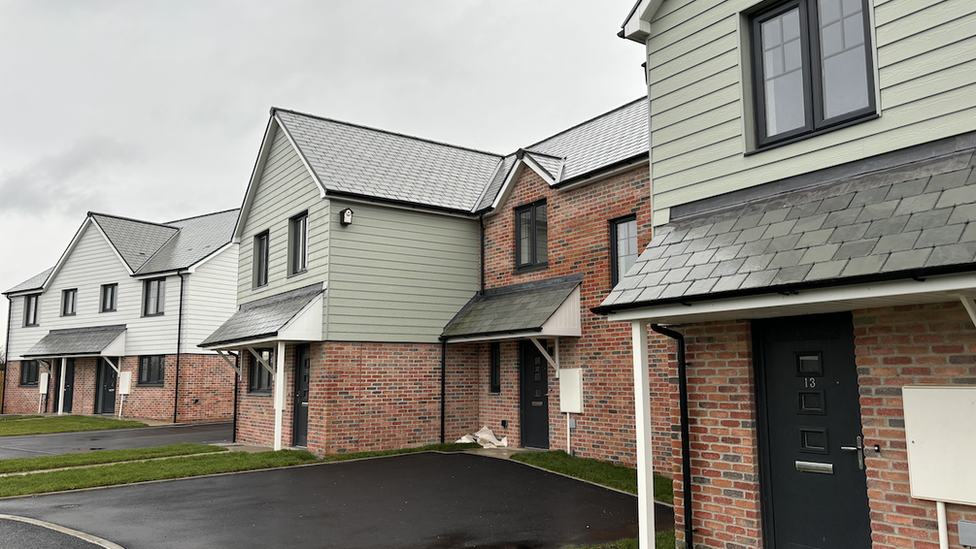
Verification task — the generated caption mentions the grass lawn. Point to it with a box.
[0,443,225,474]
[571,531,676,549]
[0,415,146,437]
[511,450,673,504]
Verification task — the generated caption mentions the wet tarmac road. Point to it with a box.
[0,452,666,549]
[0,422,233,459]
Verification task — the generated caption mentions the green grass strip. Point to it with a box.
[511,450,674,504]
[0,443,225,474]
[569,531,675,549]
[0,415,43,422]
[0,415,146,437]
[0,450,318,498]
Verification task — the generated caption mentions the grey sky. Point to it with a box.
[0,0,645,339]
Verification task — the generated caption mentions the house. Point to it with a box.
[602,1,976,548]
[203,103,676,471]
[3,209,240,423]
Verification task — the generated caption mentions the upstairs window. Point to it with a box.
[248,349,274,393]
[20,360,40,385]
[611,216,639,287]
[24,294,39,326]
[143,278,166,316]
[515,201,547,270]
[254,231,270,288]
[100,283,118,312]
[751,0,875,148]
[139,355,165,386]
[61,289,77,316]
[289,212,308,276]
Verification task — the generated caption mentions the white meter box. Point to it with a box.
[902,385,976,506]
[560,368,583,413]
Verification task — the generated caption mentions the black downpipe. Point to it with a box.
[650,324,694,549]
[440,340,446,443]
[232,352,239,443]
[479,212,486,295]
[173,273,186,424]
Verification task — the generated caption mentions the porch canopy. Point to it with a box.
[200,283,324,450]
[23,325,127,415]
[592,148,976,549]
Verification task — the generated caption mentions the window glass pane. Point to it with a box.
[762,8,807,137]
[819,0,869,119]
[534,205,547,264]
[519,210,532,265]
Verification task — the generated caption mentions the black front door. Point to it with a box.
[754,313,871,549]
[293,345,311,447]
[520,340,549,449]
[96,358,117,415]
[60,359,75,413]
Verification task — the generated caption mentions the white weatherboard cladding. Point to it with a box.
[327,200,479,343]
[541,286,583,337]
[645,0,976,224]
[182,244,239,353]
[6,224,179,360]
[238,124,329,305]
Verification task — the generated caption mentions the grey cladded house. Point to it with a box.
[3,209,239,422]
[603,0,976,548]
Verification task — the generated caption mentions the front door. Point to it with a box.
[520,340,549,449]
[59,359,75,413]
[96,358,117,415]
[292,345,311,447]
[754,313,871,549]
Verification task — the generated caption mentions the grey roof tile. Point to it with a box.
[916,224,966,248]
[712,258,746,277]
[734,225,768,244]
[807,260,848,280]
[962,223,976,243]
[762,219,797,239]
[822,207,862,229]
[936,184,976,209]
[886,177,929,201]
[924,169,971,192]
[639,258,668,275]
[24,325,126,358]
[713,244,745,262]
[707,219,737,236]
[662,267,693,285]
[687,278,718,295]
[842,254,889,277]
[769,250,806,269]
[816,193,855,214]
[4,267,54,294]
[948,204,976,226]
[91,214,178,272]
[638,271,667,289]
[708,232,741,249]
[864,215,909,239]
[660,241,691,258]
[203,285,324,346]
[712,274,749,293]
[791,213,828,234]
[663,253,692,270]
[772,265,813,285]
[827,223,869,244]
[736,240,772,258]
[796,228,835,248]
[138,209,239,274]
[637,285,665,302]
[767,234,802,252]
[785,201,823,220]
[882,249,932,272]
[685,224,713,240]
[907,209,953,231]
[834,239,878,260]
[740,253,775,273]
[857,201,899,223]
[873,231,921,254]
[741,270,778,289]
[686,249,717,266]
[927,242,976,266]
[894,193,940,217]
[759,209,790,225]
[638,245,667,261]
[684,237,715,254]
[689,263,718,279]
[732,213,764,231]
[849,186,890,208]
[660,282,693,299]
[799,244,841,265]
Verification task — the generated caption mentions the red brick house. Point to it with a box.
[604,0,976,548]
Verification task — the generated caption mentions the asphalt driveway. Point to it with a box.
[0,451,662,548]
[0,421,233,459]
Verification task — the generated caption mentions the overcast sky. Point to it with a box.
[0,0,646,342]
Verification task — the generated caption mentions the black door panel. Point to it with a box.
[520,341,549,449]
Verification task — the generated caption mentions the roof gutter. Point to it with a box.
[325,190,479,219]
[551,154,648,192]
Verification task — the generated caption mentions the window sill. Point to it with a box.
[138,383,165,388]
[246,391,273,397]
[100,309,117,313]
[61,313,76,317]
[142,312,165,318]
[515,263,548,275]
[20,384,39,387]
[286,270,308,279]
[745,112,880,157]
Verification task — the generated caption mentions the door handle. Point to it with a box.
[840,435,865,470]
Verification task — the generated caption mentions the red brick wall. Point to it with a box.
[854,301,976,549]
[235,341,480,455]
[3,355,233,423]
[471,163,674,472]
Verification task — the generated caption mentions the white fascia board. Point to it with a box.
[541,286,582,337]
[488,162,527,213]
[234,117,282,242]
[521,155,557,186]
[200,335,281,351]
[278,293,324,342]
[184,241,237,274]
[444,330,546,344]
[621,0,658,42]
[606,272,976,324]
[132,270,181,280]
[88,217,136,276]
[273,112,328,199]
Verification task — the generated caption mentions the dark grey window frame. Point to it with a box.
[61,288,77,316]
[514,200,548,271]
[248,348,274,394]
[254,231,270,288]
[138,355,166,386]
[489,342,501,394]
[20,360,40,386]
[24,294,39,327]
[289,212,308,276]
[142,278,166,317]
[100,283,118,313]
[750,0,877,150]
[610,215,639,288]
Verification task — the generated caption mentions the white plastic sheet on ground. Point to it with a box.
[456,426,508,448]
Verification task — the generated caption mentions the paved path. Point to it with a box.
[0,422,233,459]
[0,452,661,548]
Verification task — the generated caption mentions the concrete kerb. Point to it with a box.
[0,514,125,549]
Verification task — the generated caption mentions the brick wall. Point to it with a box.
[472,163,675,472]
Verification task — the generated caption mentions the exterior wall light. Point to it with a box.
[339,208,354,226]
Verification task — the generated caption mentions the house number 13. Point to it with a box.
[804,377,817,388]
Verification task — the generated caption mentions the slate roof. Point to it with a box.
[274,109,503,212]
[138,209,239,274]
[474,98,649,211]
[442,274,583,339]
[598,158,976,312]
[23,325,126,358]
[200,284,323,347]
[4,267,54,295]
[90,214,178,273]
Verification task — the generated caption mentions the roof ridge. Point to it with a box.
[164,207,240,225]
[521,96,647,152]
[272,107,505,160]
[88,211,178,230]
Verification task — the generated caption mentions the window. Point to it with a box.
[23,294,39,326]
[61,289,77,316]
[751,0,875,147]
[139,355,165,386]
[289,212,308,275]
[100,284,118,312]
[611,216,639,287]
[489,343,501,394]
[20,360,39,386]
[142,278,166,316]
[248,348,273,393]
[254,231,270,287]
[515,201,547,270]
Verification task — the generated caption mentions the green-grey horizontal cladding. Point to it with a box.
[327,199,480,342]
[237,123,330,305]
